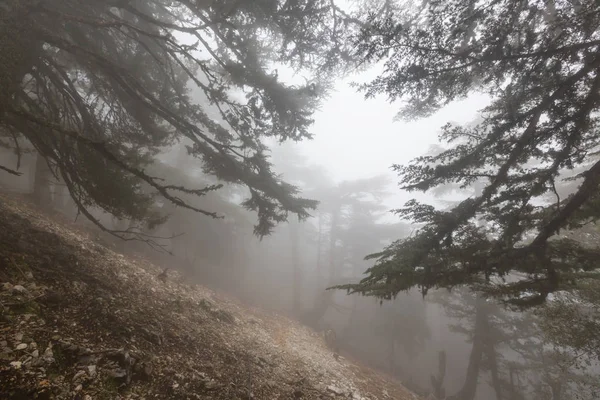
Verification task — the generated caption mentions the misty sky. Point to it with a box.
[177,26,493,218]
[285,73,492,213]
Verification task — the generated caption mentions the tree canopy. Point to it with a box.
[336,0,600,306]
[0,0,356,237]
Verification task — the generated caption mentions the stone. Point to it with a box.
[327,385,344,395]
[42,345,54,364]
[15,343,28,350]
[73,370,86,381]
[204,380,219,390]
[12,285,28,295]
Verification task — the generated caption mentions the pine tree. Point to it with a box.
[336,0,600,306]
[0,0,355,238]
[302,175,397,327]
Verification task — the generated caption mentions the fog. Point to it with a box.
[1,1,599,398]
[2,74,597,399]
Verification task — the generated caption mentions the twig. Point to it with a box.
[0,164,22,176]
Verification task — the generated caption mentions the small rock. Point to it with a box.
[78,354,96,365]
[327,385,344,395]
[41,290,62,305]
[15,343,28,350]
[204,380,219,390]
[0,340,7,348]
[1,282,13,292]
[134,362,152,379]
[15,333,23,342]
[32,349,39,358]
[42,345,54,363]
[25,271,34,280]
[74,384,82,392]
[73,370,86,381]
[12,285,28,295]
[88,365,97,378]
[10,361,22,369]
[108,368,127,379]
[30,357,45,367]
[43,345,53,357]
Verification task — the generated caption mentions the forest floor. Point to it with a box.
[0,192,418,400]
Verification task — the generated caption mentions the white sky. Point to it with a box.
[292,75,491,213]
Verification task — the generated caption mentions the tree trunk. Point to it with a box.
[328,207,340,284]
[388,337,397,376]
[342,292,358,339]
[33,154,52,206]
[0,1,40,115]
[448,296,487,400]
[300,289,334,329]
[484,338,503,400]
[290,219,302,315]
[52,177,69,211]
[550,381,562,400]
[316,212,323,274]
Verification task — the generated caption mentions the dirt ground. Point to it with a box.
[0,193,418,400]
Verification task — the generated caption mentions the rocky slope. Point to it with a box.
[0,193,417,400]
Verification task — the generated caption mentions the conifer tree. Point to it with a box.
[0,0,355,238]
[337,0,600,306]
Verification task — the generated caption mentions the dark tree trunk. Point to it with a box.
[290,219,302,315]
[300,208,340,328]
[342,292,358,339]
[448,296,487,400]
[52,178,70,211]
[33,154,52,206]
[484,338,503,400]
[316,212,323,273]
[550,381,562,400]
[328,208,340,283]
[0,2,40,115]
[387,338,397,376]
[300,289,334,329]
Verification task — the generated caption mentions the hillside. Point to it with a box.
[0,193,417,400]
